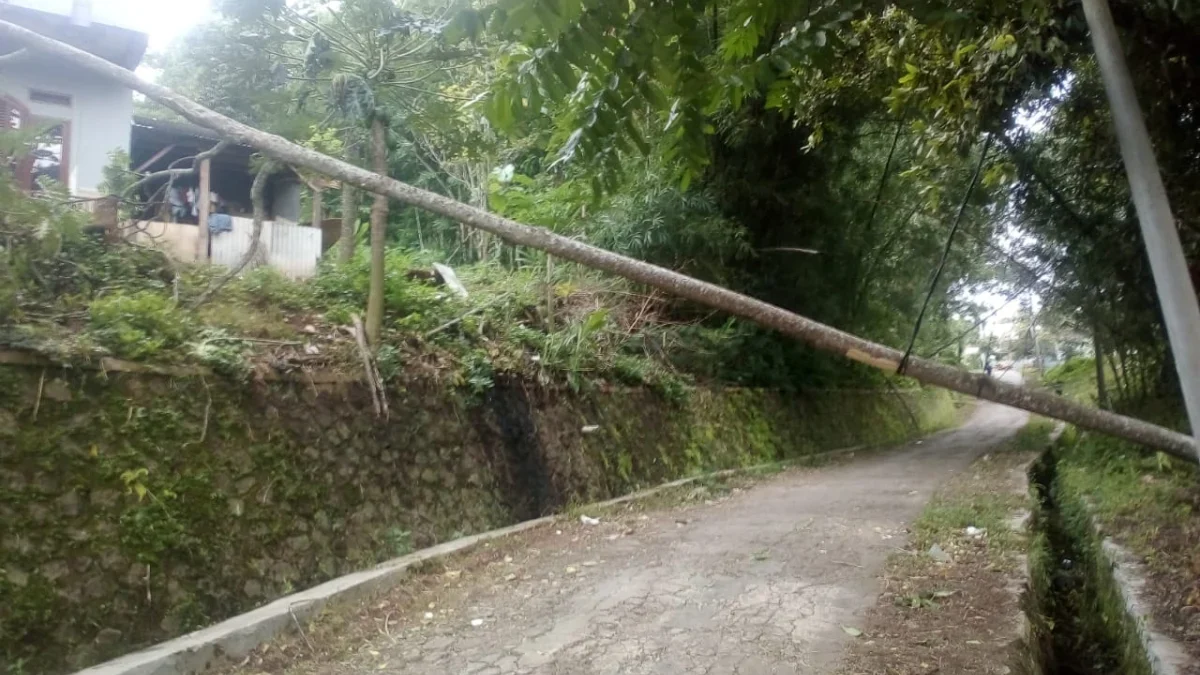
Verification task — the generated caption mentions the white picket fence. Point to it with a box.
[130,217,323,279]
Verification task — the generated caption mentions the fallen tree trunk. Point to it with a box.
[4,19,1194,461]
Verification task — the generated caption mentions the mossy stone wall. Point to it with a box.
[0,366,955,673]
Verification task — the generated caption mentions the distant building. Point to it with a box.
[0,0,146,196]
[0,1,318,276]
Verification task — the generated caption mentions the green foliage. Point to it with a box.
[1048,435,1170,675]
[374,343,403,380]
[1058,431,1198,556]
[87,292,193,360]
[381,527,413,557]
[0,174,89,320]
[311,249,446,327]
[190,328,254,378]
[542,308,609,388]
[148,0,1037,395]
[154,19,306,134]
[468,0,863,188]
[98,149,138,197]
[996,3,1200,404]
[460,349,496,395]
[226,266,313,311]
[1044,357,1094,384]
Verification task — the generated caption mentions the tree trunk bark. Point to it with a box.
[1117,348,1134,399]
[339,183,357,263]
[365,117,388,348]
[1094,322,1110,410]
[13,19,1194,461]
[311,186,324,229]
[1109,349,1129,401]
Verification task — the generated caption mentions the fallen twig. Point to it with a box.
[288,605,316,655]
[352,314,388,418]
[758,246,820,254]
[31,368,44,421]
[625,291,659,337]
[382,611,394,641]
[122,141,230,200]
[422,294,511,338]
[198,376,212,444]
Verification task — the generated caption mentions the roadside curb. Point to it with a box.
[1094,523,1190,675]
[71,442,879,675]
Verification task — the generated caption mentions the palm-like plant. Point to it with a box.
[227,0,474,345]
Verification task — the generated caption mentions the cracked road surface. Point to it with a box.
[286,397,1028,675]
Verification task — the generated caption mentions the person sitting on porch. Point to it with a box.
[208,203,233,235]
[167,186,188,222]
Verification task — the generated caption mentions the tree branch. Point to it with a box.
[188,162,275,309]
[122,141,230,198]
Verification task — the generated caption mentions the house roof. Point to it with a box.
[132,115,225,144]
[0,2,148,70]
[131,115,255,173]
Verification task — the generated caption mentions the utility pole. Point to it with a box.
[1083,0,1200,450]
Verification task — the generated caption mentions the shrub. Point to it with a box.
[88,291,192,360]
[227,266,311,310]
[311,248,448,329]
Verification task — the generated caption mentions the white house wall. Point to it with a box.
[134,218,324,279]
[0,59,133,196]
[5,0,148,34]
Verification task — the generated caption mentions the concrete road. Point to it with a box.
[290,394,1028,675]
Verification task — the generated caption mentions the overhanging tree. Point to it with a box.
[2,16,1195,461]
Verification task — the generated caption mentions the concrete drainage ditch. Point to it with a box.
[1027,443,1187,675]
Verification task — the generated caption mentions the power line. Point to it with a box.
[897,135,992,374]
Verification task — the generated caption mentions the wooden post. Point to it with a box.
[196,157,211,263]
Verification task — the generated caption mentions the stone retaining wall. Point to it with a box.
[0,366,956,673]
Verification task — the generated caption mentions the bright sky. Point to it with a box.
[84,0,213,51]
